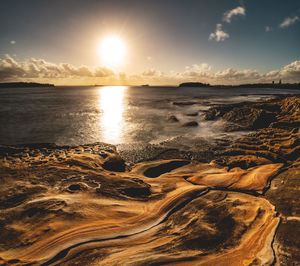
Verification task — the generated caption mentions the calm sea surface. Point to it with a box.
[0,86,299,146]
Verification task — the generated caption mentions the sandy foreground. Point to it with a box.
[0,95,299,265]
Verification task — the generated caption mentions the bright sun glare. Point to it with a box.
[99,36,126,66]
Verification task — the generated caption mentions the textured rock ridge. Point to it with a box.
[0,95,299,265]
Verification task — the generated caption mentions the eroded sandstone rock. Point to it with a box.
[183,121,198,127]
[0,95,299,265]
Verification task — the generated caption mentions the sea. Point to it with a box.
[0,85,299,147]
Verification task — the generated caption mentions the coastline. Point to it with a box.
[179,82,300,90]
[0,94,299,265]
[0,82,55,88]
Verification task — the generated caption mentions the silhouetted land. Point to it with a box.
[179,82,211,87]
[0,82,55,88]
[179,82,300,90]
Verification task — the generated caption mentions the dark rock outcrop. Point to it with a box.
[186,112,198,116]
[173,101,198,106]
[102,154,126,172]
[183,121,198,127]
[222,107,276,131]
[203,103,243,120]
[143,160,190,178]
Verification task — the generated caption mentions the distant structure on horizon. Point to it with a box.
[272,80,282,85]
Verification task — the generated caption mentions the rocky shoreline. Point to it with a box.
[0,95,299,265]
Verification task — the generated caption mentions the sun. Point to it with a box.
[99,36,126,66]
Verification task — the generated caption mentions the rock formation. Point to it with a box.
[0,95,299,265]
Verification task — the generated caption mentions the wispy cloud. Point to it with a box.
[265,26,272,32]
[10,40,16,45]
[209,24,229,42]
[223,6,246,23]
[185,63,212,72]
[279,16,299,28]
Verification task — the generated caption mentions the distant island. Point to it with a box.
[179,82,211,87]
[179,81,300,90]
[0,82,55,88]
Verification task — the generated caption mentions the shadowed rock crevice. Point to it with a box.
[101,154,126,172]
[143,160,190,177]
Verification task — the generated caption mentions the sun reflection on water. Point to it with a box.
[98,86,126,144]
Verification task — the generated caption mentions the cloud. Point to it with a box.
[142,69,163,77]
[279,16,299,28]
[138,61,300,85]
[1,55,300,85]
[94,66,114,77]
[181,61,300,84]
[176,64,261,84]
[223,6,246,23]
[268,60,300,80]
[209,6,245,42]
[265,26,272,32]
[214,68,261,82]
[0,55,114,81]
[119,72,127,80]
[10,40,16,45]
[209,24,229,42]
[183,63,212,78]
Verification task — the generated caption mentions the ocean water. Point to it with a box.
[0,85,299,146]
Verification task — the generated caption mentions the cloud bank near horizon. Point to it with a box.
[0,55,114,81]
[0,55,299,85]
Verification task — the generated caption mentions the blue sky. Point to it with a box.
[0,0,299,85]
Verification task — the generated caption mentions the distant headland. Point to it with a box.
[179,81,300,90]
[0,82,55,88]
[179,82,211,87]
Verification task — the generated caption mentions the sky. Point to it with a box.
[0,0,299,85]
